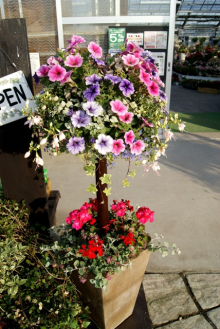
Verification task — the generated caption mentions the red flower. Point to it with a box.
[120,232,135,245]
[78,237,104,259]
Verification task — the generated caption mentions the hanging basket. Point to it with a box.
[71,249,150,329]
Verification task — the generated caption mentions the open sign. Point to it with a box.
[0,71,36,126]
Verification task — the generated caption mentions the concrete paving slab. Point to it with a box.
[142,274,198,326]
[186,274,220,309]
[156,315,213,329]
[207,308,220,329]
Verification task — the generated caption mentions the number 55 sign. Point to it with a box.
[108,28,125,52]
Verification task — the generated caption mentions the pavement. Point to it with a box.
[43,85,220,329]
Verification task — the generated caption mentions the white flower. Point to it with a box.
[178,122,186,132]
[34,155,44,167]
[164,129,175,142]
[24,151,30,158]
[38,302,43,310]
[59,131,65,141]
[52,136,59,149]
[40,137,47,145]
[53,96,59,101]
[42,105,46,110]
[152,161,160,175]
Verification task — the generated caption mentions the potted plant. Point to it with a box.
[23,35,183,329]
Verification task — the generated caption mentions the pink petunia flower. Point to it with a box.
[139,70,152,86]
[119,112,134,124]
[36,65,50,77]
[122,54,139,67]
[124,130,135,145]
[60,71,72,85]
[112,139,125,156]
[110,100,128,116]
[64,54,83,67]
[88,41,102,58]
[130,140,145,155]
[48,64,67,82]
[147,81,160,96]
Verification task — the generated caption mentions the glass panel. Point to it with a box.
[61,0,115,17]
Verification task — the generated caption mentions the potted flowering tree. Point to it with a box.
[23,35,182,329]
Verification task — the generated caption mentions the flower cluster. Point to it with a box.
[56,198,153,289]
[23,34,182,185]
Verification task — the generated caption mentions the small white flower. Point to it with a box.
[66,101,73,107]
[42,105,46,110]
[59,131,65,141]
[52,136,59,149]
[24,151,30,158]
[61,101,66,107]
[164,129,175,142]
[178,122,186,132]
[40,137,47,145]
[34,155,44,167]
[53,96,59,101]
[39,302,43,310]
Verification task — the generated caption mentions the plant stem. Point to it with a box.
[95,158,109,227]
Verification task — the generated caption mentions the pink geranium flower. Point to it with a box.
[136,207,154,224]
[88,41,102,58]
[122,54,139,67]
[124,130,135,145]
[119,112,134,123]
[110,100,128,116]
[147,81,159,96]
[130,140,145,155]
[139,70,151,86]
[64,54,83,67]
[112,139,125,156]
[48,64,66,82]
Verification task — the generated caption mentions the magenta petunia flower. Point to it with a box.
[94,134,113,155]
[119,112,134,124]
[126,41,143,54]
[124,130,135,145]
[112,139,125,156]
[130,140,145,155]
[36,65,50,77]
[66,136,85,154]
[119,79,134,97]
[64,54,83,67]
[48,64,67,82]
[47,56,59,66]
[67,35,86,49]
[147,81,160,96]
[88,41,102,58]
[60,71,72,85]
[110,100,128,116]
[139,70,152,86]
[122,54,139,67]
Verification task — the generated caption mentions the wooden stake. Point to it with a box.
[95,158,109,227]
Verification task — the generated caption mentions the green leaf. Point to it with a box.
[83,163,95,176]
[122,179,130,187]
[110,116,118,123]
[74,260,79,268]
[128,169,136,178]
[100,174,111,185]
[103,187,111,196]
[86,184,98,194]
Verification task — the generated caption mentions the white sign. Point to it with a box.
[144,31,167,49]
[151,52,166,76]
[126,33,144,46]
[0,71,35,126]
[29,52,40,76]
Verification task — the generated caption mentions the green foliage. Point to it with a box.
[0,199,90,329]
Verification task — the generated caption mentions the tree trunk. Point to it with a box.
[95,158,109,227]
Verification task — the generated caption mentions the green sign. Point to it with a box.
[108,28,126,51]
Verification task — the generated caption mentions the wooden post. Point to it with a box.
[0,18,51,229]
[95,158,109,227]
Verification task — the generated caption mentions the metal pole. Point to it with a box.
[56,0,64,49]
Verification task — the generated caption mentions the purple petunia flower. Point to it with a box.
[85,74,102,85]
[104,74,122,85]
[94,134,113,155]
[83,84,100,101]
[66,136,85,154]
[71,110,91,128]
[119,79,134,97]
[159,91,167,101]
[33,72,40,85]
[82,101,103,116]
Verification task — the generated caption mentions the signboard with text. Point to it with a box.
[108,28,126,52]
[0,71,35,126]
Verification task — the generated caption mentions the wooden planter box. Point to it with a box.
[197,87,219,94]
[71,249,150,329]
